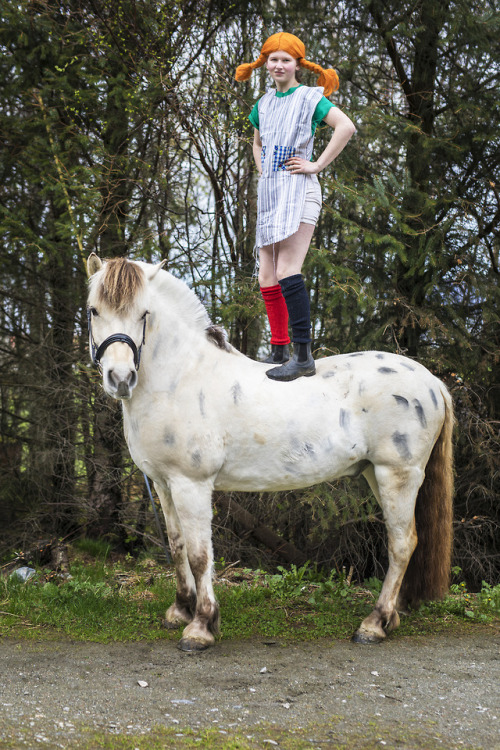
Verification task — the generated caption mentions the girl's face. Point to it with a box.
[266,50,300,91]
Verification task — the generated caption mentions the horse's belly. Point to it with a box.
[214,436,367,492]
[214,464,365,492]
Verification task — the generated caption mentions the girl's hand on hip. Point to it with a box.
[285,157,319,174]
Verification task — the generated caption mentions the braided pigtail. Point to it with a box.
[300,58,339,96]
[235,53,268,82]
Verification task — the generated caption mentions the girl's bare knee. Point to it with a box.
[276,264,300,281]
[259,272,278,287]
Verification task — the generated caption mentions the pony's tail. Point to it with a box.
[400,386,454,607]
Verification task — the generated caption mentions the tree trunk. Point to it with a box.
[216,494,308,567]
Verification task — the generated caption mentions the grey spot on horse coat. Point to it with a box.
[191,450,202,468]
[292,437,315,456]
[429,388,438,408]
[231,382,243,405]
[393,395,409,409]
[400,361,416,372]
[164,431,176,446]
[349,352,364,357]
[379,367,398,375]
[168,374,181,395]
[339,408,350,430]
[282,461,301,475]
[375,353,385,360]
[303,442,315,456]
[322,370,337,379]
[286,437,316,463]
[392,431,412,460]
[199,390,206,418]
[151,338,162,360]
[413,399,427,428]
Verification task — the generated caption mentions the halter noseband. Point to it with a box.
[87,307,148,371]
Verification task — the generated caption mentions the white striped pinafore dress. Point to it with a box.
[256,85,324,248]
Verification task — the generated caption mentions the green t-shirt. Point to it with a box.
[249,85,335,135]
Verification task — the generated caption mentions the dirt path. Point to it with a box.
[0,628,499,749]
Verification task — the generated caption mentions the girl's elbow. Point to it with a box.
[339,122,356,143]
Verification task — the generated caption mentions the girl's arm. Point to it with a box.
[286,107,356,175]
[253,129,263,175]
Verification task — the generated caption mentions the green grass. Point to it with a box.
[72,537,112,561]
[69,722,467,750]
[0,719,477,750]
[0,555,498,644]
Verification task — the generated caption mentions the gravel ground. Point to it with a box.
[0,628,499,749]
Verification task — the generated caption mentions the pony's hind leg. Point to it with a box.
[155,482,197,629]
[353,463,422,644]
[169,476,219,652]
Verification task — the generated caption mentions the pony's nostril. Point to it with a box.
[108,369,118,388]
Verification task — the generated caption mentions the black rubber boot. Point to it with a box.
[266,342,316,381]
[261,344,290,364]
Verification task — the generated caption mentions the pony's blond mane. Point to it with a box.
[92,258,145,313]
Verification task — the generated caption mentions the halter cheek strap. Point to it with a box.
[87,308,148,371]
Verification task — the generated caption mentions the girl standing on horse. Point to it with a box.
[235,32,356,381]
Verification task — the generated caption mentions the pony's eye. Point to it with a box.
[90,307,99,317]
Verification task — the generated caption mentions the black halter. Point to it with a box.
[87,307,148,371]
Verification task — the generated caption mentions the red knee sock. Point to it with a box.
[260,285,290,345]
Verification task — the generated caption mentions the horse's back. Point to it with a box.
[223,348,447,445]
[213,349,448,491]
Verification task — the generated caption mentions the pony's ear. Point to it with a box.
[87,253,102,277]
[145,259,167,281]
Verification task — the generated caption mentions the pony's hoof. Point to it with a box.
[351,629,383,645]
[177,637,211,653]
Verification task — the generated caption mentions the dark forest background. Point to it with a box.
[1,0,498,589]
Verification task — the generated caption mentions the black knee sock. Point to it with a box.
[279,274,311,356]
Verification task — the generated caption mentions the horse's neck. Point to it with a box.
[133,278,214,390]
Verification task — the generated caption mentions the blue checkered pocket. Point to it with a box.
[261,145,267,167]
[272,145,297,172]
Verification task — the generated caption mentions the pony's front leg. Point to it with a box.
[154,482,197,628]
[169,476,219,652]
[353,464,421,644]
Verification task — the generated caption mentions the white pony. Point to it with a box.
[86,254,454,652]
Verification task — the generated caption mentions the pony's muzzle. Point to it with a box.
[106,366,137,399]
